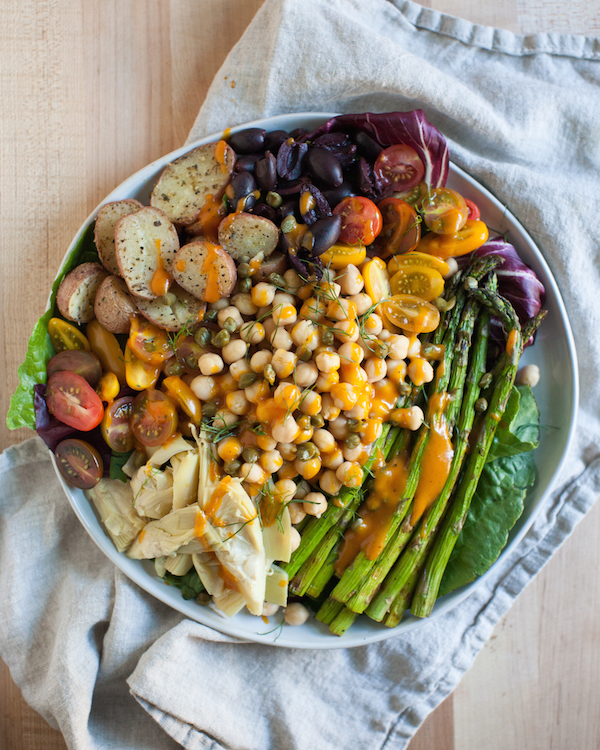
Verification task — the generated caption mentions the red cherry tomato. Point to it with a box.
[332,196,383,245]
[131,389,178,447]
[55,439,103,489]
[374,198,421,257]
[46,371,104,431]
[373,145,425,192]
[101,397,135,453]
[465,199,481,221]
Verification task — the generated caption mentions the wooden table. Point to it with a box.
[1,2,598,748]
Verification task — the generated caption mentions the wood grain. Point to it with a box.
[0,2,598,749]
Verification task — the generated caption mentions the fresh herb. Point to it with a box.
[163,568,205,600]
[109,450,133,482]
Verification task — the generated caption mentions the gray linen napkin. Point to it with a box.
[2,1,600,748]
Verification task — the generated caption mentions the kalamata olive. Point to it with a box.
[250,203,277,223]
[235,154,261,172]
[47,349,102,389]
[277,140,308,180]
[278,199,301,222]
[299,184,331,225]
[355,156,378,199]
[264,130,289,152]
[253,251,288,281]
[306,147,343,187]
[322,180,356,209]
[230,171,256,201]
[255,152,277,193]
[312,133,357,169]
[302,215,342,256]
[228,128,266,154]
[355,131,383,160]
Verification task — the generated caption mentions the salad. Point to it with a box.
[7,111,546,635]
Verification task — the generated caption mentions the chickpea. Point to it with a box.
[386,359,407,384]
[271,349,297,378]
[225,390,252,416]
[329,415,348,440]
[339,264,364,296]
[273,292,296,308]
[251,282,276,308]
[303,491,328,518]
[284,602,310,626]
[388,334,410,360]
[293,480,310,499]
[229,358,252,382]
[343,443,363,462]
[240,321,265,344]
[294,455,321,480]
[249,351,272,374]
[209,298,229,311]
[275,478,296,504]
[213,408,238,428]
[313,428,336,453]
[256,433,277,452]
[391,405,424,431]
[321,393,341,421]
[407,336,422,358]
[315,350,340,373]
[319,469,343,495]
[290,527,302,554]
[245,379,270,405]
[379,328,392,341]
[295,361,319,387]
[327,297,357,322]
[364,356,387,383]
[348,292,374,316]
[190,375,217,401]
[262,602,279,617]
[241,463,267,485]
[334,319,359,343]
[232,292,258,316]
[264,317,277,340]
[407,358,434,386]
[277,443,297,461]
[321,447,344,470]
[331,383,359,411]
[338,342,364,364]
[363,313,383,336]
[283,269,302,291]
[288,502,307,525]
[336,460,363,488]
[217,306,244,331]
[271,416,300,443]
[260,449,283,474]
[291,319,319,349]
[516,364,540,387]
[271,326,293,351]
[298,390,321,416]
[221,338,248,365]
[300,297,327,323]
[198,353,224,376]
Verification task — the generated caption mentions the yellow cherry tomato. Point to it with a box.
[86,320,127,384]
[97,371,120,402]
[48,317,90,353]
[362,257,391,303]
[388,251,449,277]
[162,375,202,427]
[319,242,366,269]
[128,315,174,366]
[381,294,440,334]
[389,266,445,302]
[421,188,468,235]
[417,220,489,259]
[125,344,161,391]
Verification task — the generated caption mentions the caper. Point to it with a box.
[398,382,412,396]
[204,309,218,322]
[311,413,325,428]
[239,277,252,293]
[345,433,361,449]
[202,400,217,418]
[159,292,178,306]
[196,592,211,606]
[242,447,260,463]
[212,329,230,348]
[321,329,334,346]
[478,372,493,388]
[238,371,258,389]
[263,363,276,385]
[193,327,211,347]
[281,215,297,234]
[346,418,362,433]
[268,272,286,289]
[185,353,200,370]
[297,414,312,431]
[371,339,389,359]
[223,317,237,334]
[266,191,282,208]
[238,262,252,278]
[475,397,488,412]
[164,358,184,377]
[224,460,242,475]
[297,443,317,461]
[297,346,312,362]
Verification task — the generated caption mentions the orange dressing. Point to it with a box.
[214,140,230,173]
[197,193,226,242]
[139,529,146,543]
[150,242,172,296]
[506,328,518,358]
[236,190,261,214]
[217,560,239,591]
[200,241,226,303]
[195,475,232,536]
[370,379,400,419]
[299,191,317,215]
[260,484,286,528]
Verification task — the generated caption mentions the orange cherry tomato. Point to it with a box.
[162,375,202,427]
[128,315,174,366]
[381,294,440,334]
[48,318,90,353]
[389,266,445,302]
[332,196,383,246]
[131,389,178,447]
[421,188,468,235]
[388,251,449,277]
[374,198,421,258]
[319,242,366,269]
[392,181,428,208]
[417,219,489,259]
[125,344,161,391]
[86,320,126,384]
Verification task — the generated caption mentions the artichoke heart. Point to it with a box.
[127,505,200,559]
[130,464,174,519]
[85,478,145,553]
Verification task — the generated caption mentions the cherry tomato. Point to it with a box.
[86,320,126,384]
[388,251,449,277]
[374,198,421,257]
[417,219,489,259]
[55,439,103,490]
[465,199,481,221]
[97,372,120,402]
[381,294,440,334]
[362,257,391,303]
[128,315,174,366]
[392,181,428,207]
[162,375,202,427]
[389,266,445,302]
[46,371,104,431]
[48,318,90,353]
[101,397,135,453]
[421,188,468,235]
[47,350,102,388]
[374,145,425,192]
[125,344,161,391]
[319,242,366,269]
[332,196,382,245]
[131,389,178,447]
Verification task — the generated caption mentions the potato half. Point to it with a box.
[94,199,143,275]
[217,212,279,264]
[56,262,108,325]
[94,276,137,334]
[171,240,237,303]
[133,284,206,332]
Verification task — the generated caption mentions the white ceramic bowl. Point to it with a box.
[50,113,578,649]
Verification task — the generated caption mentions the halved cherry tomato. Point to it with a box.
[162,375,202,427]
[381,294,440,334]
[374,198,421,257]
[374,145,424,191]
[86,320,126,384]
[392,181,428,207]
[128,315,174,366]
[55,439,103,489]
[47,350,102,388]
[332,196,382,246]
[421,188,468,235]
[388,251,449,277]
[417,219,489,259]
[48,318,90,353]
[46,371,104,431]
[319,242,366,269]
[465,199,481,221]
[131,389,178,447]
[97,372,120,403]
[101,397,135,453]
[389,266,445,302]
[362,257,391,303]
[125,344,161,391]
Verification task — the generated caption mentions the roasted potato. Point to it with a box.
[94,276,137,334]
[115,206,179,300]
[217,212,279,264]
[253,251,288,281]
[150,141,235,226]
[94,199,143,275]
[171,240,237,303]
[133,284,206,332]
[56,262,108,325]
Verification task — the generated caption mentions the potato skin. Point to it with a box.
[94,276,137,334]
[150,142,235,226]
[94,200,143,275]
[133,284,206,332]
[253,251,288,281]
[217,212,279,264]
[56,262,108,325]
[172,240,237,303]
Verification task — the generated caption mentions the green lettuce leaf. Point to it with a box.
[163,568,205,600]
[487,385,539,461]
[109,451,133,482]
[7,222,98,430]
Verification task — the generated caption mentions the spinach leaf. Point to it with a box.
[109,451,133,483]
[7,222,98,430]
[163,568,205,600]
[487,385,539,461]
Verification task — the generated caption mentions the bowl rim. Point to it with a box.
[48,111,579,649]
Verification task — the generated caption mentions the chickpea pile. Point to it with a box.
[188,261,435,523]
